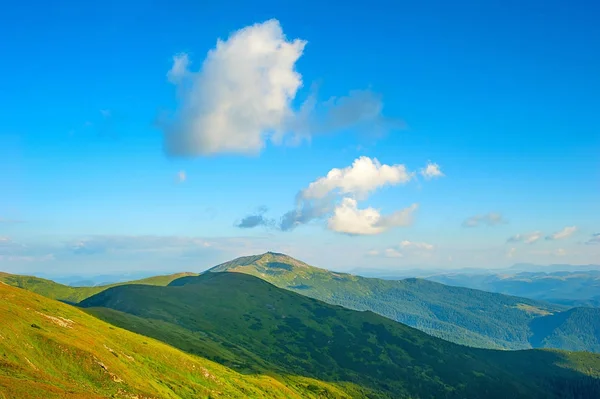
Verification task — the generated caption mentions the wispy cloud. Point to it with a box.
[507,231,542,244]
[236,206,275,229]
[546,226,577,240]
[400,240,434,250]
[159,20,399,157]
[585,233,600,245]
[463,212,506,228]
[176,170,187,183]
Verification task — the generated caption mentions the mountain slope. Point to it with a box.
[530,307,600,352]
[207,252,569,350]
[0,271,198,304]
[80,272,600,399]
[427,271,600,307]
[0,280,364,399]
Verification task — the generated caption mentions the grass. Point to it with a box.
[0,281,366,398]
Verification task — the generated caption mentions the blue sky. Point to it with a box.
[1,0,598,275]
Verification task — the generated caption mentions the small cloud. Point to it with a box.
[463,212,506,228]
[546,226,577,240]
[301,156,414,200]
[176,170,187,183]
[384,248,404,258]
[327,198,417,235]
[506,247,517,258]
[236,206,275,229]
[419,162,444,180]
[508,231,543,244]
[0,218,22,224]
[366,248,403,258]
[366,249,380,257]
[400,240,434,251]
[100,109,111,118]
[585,233,600,245]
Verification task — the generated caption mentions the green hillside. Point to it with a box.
[530,307,600,352]
[0,271,198,304]
[80,272,600,399]
[207,252,571,350]
[0,280,366,399]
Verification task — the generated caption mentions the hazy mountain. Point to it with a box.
[427,270,600,307]
[80,272,600,399]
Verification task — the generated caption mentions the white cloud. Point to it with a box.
[365,248,404,258]
[506,247,517,258]
[160,20,400,157]
[463,212,506,227]
[384,248,404,258]
[419,162,444,180]
[546,226,577,240]
[508,231,542,244]
[167,53,191,84]
[302,156,414,200]
[162,20,305,156]
[176,170,187,183]
[400,240,434,250]
[327,198,417,235]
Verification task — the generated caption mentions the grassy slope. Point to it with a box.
[207,253,567,350]
[0,272,198,304]
[0,281,361,399]
[80,272,600,399]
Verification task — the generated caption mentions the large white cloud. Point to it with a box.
[327,198,418,235]
[160,20,398,156]
[546,226,577,240]
[302,156,414,200]
[162,20,305,155]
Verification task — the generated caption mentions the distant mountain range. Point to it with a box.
[426,270,600,307]
[2,254,599,353]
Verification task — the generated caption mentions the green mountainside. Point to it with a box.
[530,307,600,352]
[0,271,198,304]
[427,271,600,307]
[80,272,600,399]
[0,280,357,399]
[207,252,595,351]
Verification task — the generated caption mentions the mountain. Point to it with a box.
[206,252,577,350]
[80,272,600,398]
[0,271,198,304]
[0,280,355,398]
[427,270,600,307]
[530,307,600,352]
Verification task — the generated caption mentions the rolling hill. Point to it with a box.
[0,271,198,304]
[80,272,600,398]
[427,271,600,307]
[206,252,600,351]
[0,280,367,399]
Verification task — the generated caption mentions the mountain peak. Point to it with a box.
[207,252,318,274]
